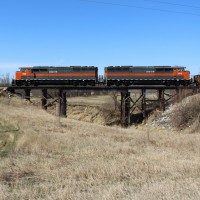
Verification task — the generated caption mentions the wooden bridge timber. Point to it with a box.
[6,85,200,127]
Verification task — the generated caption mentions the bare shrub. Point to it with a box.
[100,95,121,125]
[109,91,120,111]
[0,73,11,86]
[169,95,200,130]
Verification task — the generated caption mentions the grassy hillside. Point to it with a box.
[0,96,200,199]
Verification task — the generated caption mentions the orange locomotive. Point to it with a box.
[13,66,98,86]
[104,66,190,86]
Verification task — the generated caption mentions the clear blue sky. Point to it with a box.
[0,0,200,78]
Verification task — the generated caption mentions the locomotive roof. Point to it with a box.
[106,66,185,69]
[19,67,32,69]
[32,66,97,68]
[19,66,97,70]
[20,66,95,69]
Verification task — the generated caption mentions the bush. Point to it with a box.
[169,95,200,130]
[0,73,11,86]
[100,95,121,125]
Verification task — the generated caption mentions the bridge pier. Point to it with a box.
[24,89,31,101]
[57,89,67,117]
[41,89,47,110]
[176,88,183,103]
[141,89,147,122]
[60,90,67,117]
[121,91,130,128]
[158,89,165,111]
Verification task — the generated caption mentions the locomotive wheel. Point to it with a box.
[124,82,129,86]
[33,81,38,86]
[183,81,188,86]
[73,81,78,86]
[73,81,79,86]
[26,81,31,86]
[107,82,111,86]
[82,81,87,86]
[115,81,120,86]
[175,82,180,86]
[16,82,22,86]
[165,81,170,86]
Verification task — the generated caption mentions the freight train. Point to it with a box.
[12,65,193,87]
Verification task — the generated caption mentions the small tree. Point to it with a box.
[0,73,11,86]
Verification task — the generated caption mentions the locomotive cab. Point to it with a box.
[172,67,190,85]
[25,69,32,77]
[13,67,33,86]
[16,68,32,79]
[173,67,190,80]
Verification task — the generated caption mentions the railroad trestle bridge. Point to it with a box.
[6,85,200,127]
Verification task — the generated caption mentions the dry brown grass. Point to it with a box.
[0,96,200,199]
[67,95,121,125]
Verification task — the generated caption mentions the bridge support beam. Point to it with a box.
[158,89,165,111]
[41,89,47,110]
[24,89,31,101]
[141,89,147,123]
[58,89,67,117]
[121,91,130,128]
[176,88,183,103]
[56,99,61,117]
[61,90,67,117]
